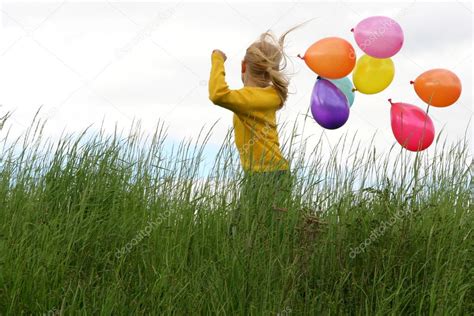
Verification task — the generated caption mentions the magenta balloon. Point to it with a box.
[311,79,350,130]
[390,100,435,152]
[353,16,404,58]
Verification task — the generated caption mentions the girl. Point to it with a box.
[209,29,296,237]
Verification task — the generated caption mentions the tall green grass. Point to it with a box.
[0,113,472,315]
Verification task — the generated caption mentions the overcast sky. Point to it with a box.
[0,0,472,162]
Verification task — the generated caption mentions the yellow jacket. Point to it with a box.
[208,51,289,172]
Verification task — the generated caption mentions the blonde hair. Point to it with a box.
[244,26,300,106]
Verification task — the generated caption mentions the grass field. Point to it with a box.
[0,114,472,315]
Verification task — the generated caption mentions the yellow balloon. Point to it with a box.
[352,55,395,94]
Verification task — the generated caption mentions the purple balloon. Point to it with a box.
[311,79,350,130]
[353,16,404,58]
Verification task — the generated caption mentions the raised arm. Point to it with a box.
[208,51,252,114]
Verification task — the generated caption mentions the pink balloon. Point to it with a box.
[353,16,404,58]
[389,100,435,152]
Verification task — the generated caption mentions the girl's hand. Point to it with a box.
[212,49,227,61]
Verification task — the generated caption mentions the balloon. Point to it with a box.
[352,16,404,58]
[411,69,462,107]
[311,78,350,129]
[353,55,394,94]
[389,100,435,152]
[328,77,355,107]
[300,37,356,79]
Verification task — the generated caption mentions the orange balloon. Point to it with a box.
[412,69,462,107]
[302,37,356,79]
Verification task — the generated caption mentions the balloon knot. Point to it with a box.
[350,28,354,32]
[297,54,304,60]
[352,88,357,92]
[317,75,321,80]
[388,98,393,104]
[409,80,414,84]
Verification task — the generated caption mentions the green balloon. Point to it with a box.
[329,77,355,107]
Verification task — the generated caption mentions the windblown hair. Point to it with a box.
[244,26,299,106]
